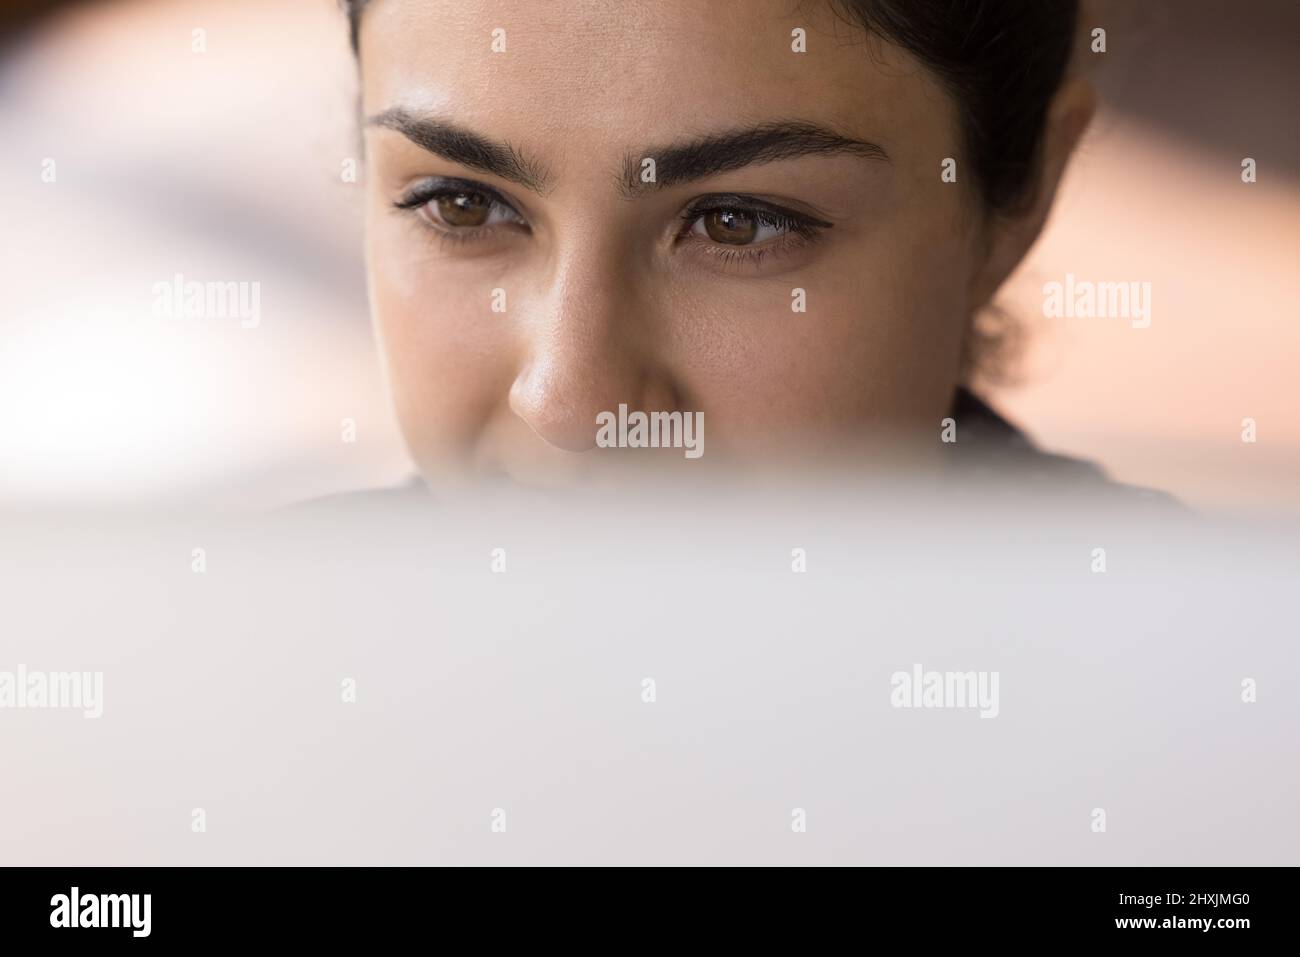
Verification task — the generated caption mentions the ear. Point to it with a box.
[967,77,1097,309]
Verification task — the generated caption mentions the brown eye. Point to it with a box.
[434,192,493,228]
[702,209,758,245]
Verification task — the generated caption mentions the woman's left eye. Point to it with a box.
[688,208,789,246]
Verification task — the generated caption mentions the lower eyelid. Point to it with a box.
[680,228,821,268]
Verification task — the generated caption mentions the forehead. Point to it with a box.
[359,0,950,161]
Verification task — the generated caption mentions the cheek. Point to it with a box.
[664,223,972,439]
[365,213,517,456]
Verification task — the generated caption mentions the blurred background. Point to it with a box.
[0,0,1296,513]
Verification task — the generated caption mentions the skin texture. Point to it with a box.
[357,0,1092,489]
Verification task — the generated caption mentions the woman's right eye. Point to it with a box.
[396,182,526,234]
[423,191,517,229]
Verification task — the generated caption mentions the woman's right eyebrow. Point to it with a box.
[366,107,550,194]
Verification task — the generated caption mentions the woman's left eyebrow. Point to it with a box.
[620,121,890,196]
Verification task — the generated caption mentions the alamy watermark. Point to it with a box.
[890,663,999,718]
[151,272,261,328]
[0,665,103,718]
[50,887,150,937]
[595,404,704,459]
[1043,273,1151,329]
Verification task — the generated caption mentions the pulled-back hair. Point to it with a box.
[342,0,1079,214]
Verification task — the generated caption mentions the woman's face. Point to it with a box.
[360,0,991,487]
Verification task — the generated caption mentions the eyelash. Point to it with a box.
[394,179,527,244]
[675,199,829,265]
[393,182,830,263]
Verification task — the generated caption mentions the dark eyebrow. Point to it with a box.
[366,107,549,194]
[621,121,889,196]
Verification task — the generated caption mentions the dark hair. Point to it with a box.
[827,0,1079,215]
[342,0,1078,215]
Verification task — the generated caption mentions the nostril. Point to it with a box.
[640,377,684,420]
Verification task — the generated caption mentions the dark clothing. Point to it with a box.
[946,387,1178,507]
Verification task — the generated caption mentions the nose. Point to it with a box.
[508,251,679,453]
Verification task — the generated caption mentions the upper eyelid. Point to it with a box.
[395,177,523,213]
[680,194,832,226]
